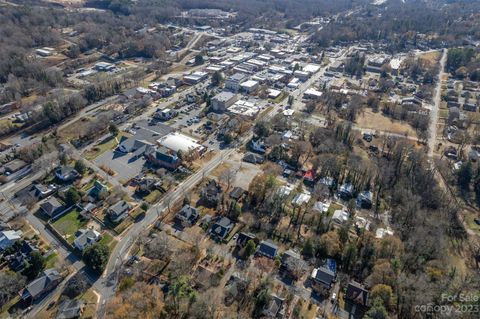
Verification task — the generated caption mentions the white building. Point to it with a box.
[225,73,248,92]
[228,100,260,117]
[303,88,323,99]
[240,80,259,93]
[211,91,238,112]
[268,89,282,99]
[332,210,349,224]
[157,132,205,154]
[73,229,101,251]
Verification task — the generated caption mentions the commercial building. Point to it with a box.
[157,132,205,155]
[228,100,260,117]
[183,71,208,85]
[211,91,239,112]
[240,80,260,93]
[303,88,323,99]
[225,73,248,92]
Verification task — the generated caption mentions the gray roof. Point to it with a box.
[24,268,61,299]
[108,200,130,217]
[213,91,236,102]
[313,266,335,286]
[74,229,100,249]
[56,299,84,319]
[228,73,248,82]
[40,197,64,216]
[257,240,278,258]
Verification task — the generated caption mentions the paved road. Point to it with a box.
[95,147,237,317]
[95,100,280,317]
[428,49,447,158]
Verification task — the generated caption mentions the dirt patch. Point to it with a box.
[418,51,441,65]
[356,110,418,137]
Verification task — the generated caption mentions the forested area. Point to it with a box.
[312,1,480,52]
[248,120,478,318]
[447,47,480,81]
[0,4,176,138]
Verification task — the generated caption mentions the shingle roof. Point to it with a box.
[257,240,278,258]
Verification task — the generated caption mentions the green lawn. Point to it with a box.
[83,132,131,160]
[51,209,88,243]
[44,252,58,268]
[99,232,117,251]
[144,190,162,204]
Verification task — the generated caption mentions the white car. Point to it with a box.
[331,292,337,303]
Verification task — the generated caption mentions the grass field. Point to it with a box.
[356,110,417,137]
[44,252,59,268]
[51,208,87,243]
[83,132,131,160]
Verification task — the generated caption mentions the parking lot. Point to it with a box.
[94,150,146,183]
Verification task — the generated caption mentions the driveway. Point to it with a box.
[94,150,146,183]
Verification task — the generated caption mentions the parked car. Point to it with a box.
[331,292,337,303]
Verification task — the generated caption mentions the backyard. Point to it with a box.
[51,208,88,243]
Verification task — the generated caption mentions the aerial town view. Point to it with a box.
[0,0,480,318]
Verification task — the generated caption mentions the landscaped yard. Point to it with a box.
[99,232,118,251]
[144,190,162,204]
[44,252,59,268]
[51,208,88,243]
[83,132,131,160]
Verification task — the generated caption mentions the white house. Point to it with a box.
[73,229,101,251]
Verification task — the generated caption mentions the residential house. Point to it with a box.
[40,197,65,218]
[256,240,278,259]
[136,177,161,194]
[4,159,28,175]
[303,170,315,185]
[29,184,57,200]
[154,108,178,121]
[107,201,131,223]
[356,190,373,209]
[332,210,349,224]
[463,103,478,112]
[262,294,285,318]
[229,187,245,202]
[9,252,28,272]
[55,167,79,182]
[344,281,370,319]
[236,232,256,248]
[291,192,311,207]
[311,266,336,295]
[56,299,85,319]
[73,228,101,251]
[210,217,234,240]
[21,268,63,302]
[201,180,222,207]
[250,139,267,154]
[211,92,238,112]
[88,180,108,200]
[338,183,354,199]
[0,230,22,250]
[174,205,199,227]
[243,152,264,164]
[79,203,97,219]
[280,250,304,279]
